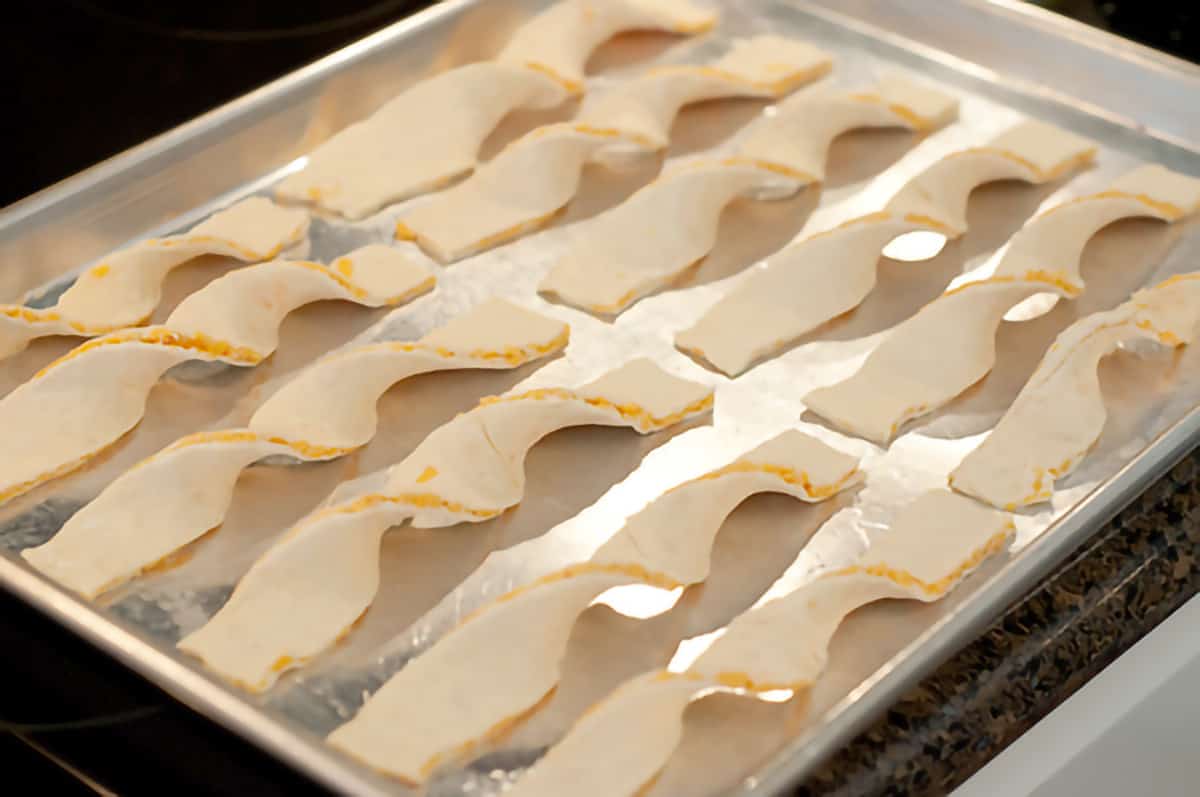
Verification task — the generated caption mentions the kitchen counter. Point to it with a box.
[797,449,1200,795]
[2,2,1197,794]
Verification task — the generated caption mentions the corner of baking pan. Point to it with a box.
[794,0,1200,159]
[736,402,1200,795]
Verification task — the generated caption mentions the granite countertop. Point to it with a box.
[2,1,1198,794]
[798,449,1200,795]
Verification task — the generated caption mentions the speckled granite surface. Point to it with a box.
[796,448,1200,796]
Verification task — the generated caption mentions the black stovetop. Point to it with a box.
[5,2,432,792]
[1,1,1195,794]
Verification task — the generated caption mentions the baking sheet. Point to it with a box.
[1,1,1199,795]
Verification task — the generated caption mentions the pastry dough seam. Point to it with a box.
[827,525,1013,597]
[478,387,715,431]
[0,204,308,346]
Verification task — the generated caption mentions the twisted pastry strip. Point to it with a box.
[676,120,1098,375]
[496,0,717,90]
[178,359,714,692]
[22,300,569,598]
[805,164,1200,444]
[0,245,433,506]
[951,273,1200,509]
[0,197,308,357]
[326,430,861,783]
[538,76,959,315]
[393,37,835,262]
[507,490,1014,797]
[277,0,717,218]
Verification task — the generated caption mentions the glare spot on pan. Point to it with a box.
[593,583,684,619]
[756,688,795,703]
[669,629,725,671]
[882,230,947,261]
[1004,291,1061,321]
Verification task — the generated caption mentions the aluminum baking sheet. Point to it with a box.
[1,2,1198,796]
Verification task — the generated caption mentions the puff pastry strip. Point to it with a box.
[950,273,1200,509]
[508,490,1014,797]
[538,77,960,315]
[676,120,1098,375]
[496,0,718,90]
[0,197,308,357]
[178,359,713,692]
[394,37,835,263]
[0,245,432,506]
[22,301,568,598]
[276,0,717,218]
[805,164,1200,444]
[325,430,861,782]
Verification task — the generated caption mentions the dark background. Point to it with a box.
[3,1,1196,209]
[1,1,1196,794]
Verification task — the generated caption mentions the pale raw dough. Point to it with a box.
[395,36,834,263]
[538,77,959,315]
[276,0,719,218]
[497,0,718,90]
[325,430,861,782]
[22,301,568,598]
[0,245,432,506]
[676,120,1097,375]
[275,64,568,219]
[734,75,960,182]
[0,197,308,357]
[574,36,832,150]
[177,359,714,692]
[951,273,1200,509]
[805,164,1200,444]
[508,490,1014,797]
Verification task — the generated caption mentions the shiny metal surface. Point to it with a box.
[0,2,1198,796]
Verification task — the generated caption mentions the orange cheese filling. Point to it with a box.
[0,452,96,506]
[570,124,655,150]
[313,326,569,371]
[673,17,717,34]
[464,207,566,256]
[520,61,583,95]
[394,221,417,241]
[718,156,815,183]
[711,671,807,693]
[828,526,1013,597]
[1135,318,1183,346]
[806,211,895,242]
[415,686,560,780]
[688,460,860,500]
[158,429,355,462]
[941,270,1082,300]
[847,93,936,131]
[942,145,1096,182]
[291,258,430,304]
[573,670,702,723]
[271,655,296,673]
[645,61,831,96]
[1040,189,1187,221]
[388,275,437,306]
[477,386,714,431]
[1147,272,1200,292]
[292,491,501,543]
[1,306,63,325]
[903,212,958,235]
[33,327,263,381]
[156,232,274,261]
